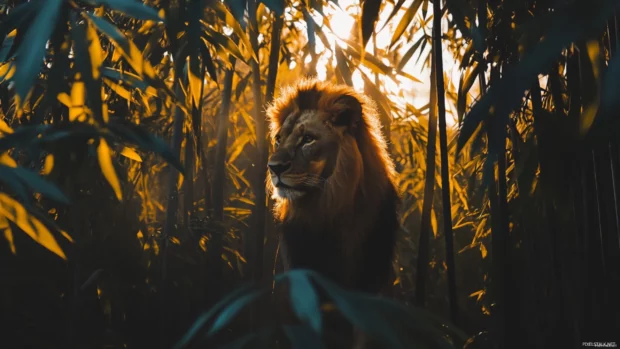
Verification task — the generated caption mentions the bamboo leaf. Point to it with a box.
[120,147,143,162]
[85,0,163,22]
[361,0,381,46]
[456,0,620,157]
[381,0,408,31]
[334,46,353,86]
[397,35,425,72]
[0,193,68,259]
[203,28,251,63]
[283,326,327,349]
[97,138,123,201]
[12,0,63,103]
[212,2,252,52]
[390,0,423,49]
[87,13,158,80]
[174,284,257,349]
[208,290,265,335]
[225,0,248,29]
[288,270,322,334]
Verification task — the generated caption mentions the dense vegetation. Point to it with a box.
[1,0,619,348]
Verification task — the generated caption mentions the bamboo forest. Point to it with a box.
[1,0,619,348]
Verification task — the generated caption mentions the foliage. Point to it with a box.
[1,0,619,348]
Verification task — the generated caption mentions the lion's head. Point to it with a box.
[266,79,398,222]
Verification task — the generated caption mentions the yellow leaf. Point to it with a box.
[0,62,16,82]
[120,147,142,162]
[87,22,103,79]
[0,118,13,134]
[177,173,184,190]
[42,154,54,175]
[431,208,438,238]
[102,103,109,123]
[0,153,17,168]
[4,226,16,255]
[60,230,74,243]
[103,78,132,101]
[57,92,72,107]
[479,243,488,259]
[586,40,601,80]
[188,56,203,108]
[227,133,251,164]
[97,138,123,201]
[70,81,87,122]
[0,194,67,259]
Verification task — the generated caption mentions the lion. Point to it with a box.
[266,78,400,295]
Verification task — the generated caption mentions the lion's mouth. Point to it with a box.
[272,177,305,199]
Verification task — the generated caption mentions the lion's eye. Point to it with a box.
[274,135,281,146]
[302,135,315,144]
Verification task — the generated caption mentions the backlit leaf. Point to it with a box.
[97,138,123,201]
[0,193,67,259]
[390,0,423,49]
[120,147,143,162]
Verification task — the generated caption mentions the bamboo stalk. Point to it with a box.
[432,0,459,325]
[414,35,438,307]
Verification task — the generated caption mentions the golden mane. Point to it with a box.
[266,78,399,226]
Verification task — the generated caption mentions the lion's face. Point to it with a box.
[268,110,341,200]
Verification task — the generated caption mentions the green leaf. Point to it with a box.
[260,0,285,15]
[174,284,257,349]
[208,289,265,335]
[0,166,31,205]
[288,270,322,334]
[108,122,185,175]
[390,0,423,49]
[0,31,15,62]
[102,67,150,92]
[0,125,48,152]
[9,166,70,204]
[11,0,63,102]
[85,0,163,22]
[457,0,620,157]
[283,325,327,349]
[309,271,460,349]
[0,1,39,48]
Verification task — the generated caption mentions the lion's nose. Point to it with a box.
[268,161,291,176]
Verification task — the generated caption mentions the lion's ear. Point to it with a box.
[330,94,363,131]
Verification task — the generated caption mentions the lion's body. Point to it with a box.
[267,79,400,294]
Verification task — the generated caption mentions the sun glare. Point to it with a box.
[296,0,466,128]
